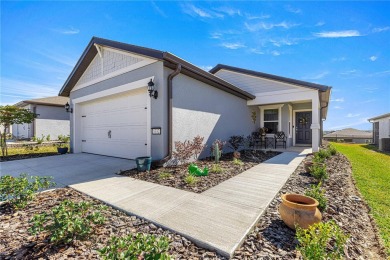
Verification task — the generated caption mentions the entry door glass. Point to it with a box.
[295,112,312,144]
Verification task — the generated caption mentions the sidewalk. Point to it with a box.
[70,151,308,258]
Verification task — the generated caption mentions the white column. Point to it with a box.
[311,94,320,152]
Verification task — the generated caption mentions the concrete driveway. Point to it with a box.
[0,153,137,187]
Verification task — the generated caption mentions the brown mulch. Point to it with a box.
[232,152,387,259]
[0,188,224,260]
[0,153,60,162]
[121,150,280,193]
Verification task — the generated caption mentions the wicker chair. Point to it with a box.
[274,131,287,149]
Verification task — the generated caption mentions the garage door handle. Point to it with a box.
[108,130,111,138]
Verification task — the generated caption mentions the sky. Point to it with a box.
[1,1,389,130]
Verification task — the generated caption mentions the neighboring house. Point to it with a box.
[12,96,70,140]
[323,128,372,143]
[58,37,331,161]
[368,113,390,151]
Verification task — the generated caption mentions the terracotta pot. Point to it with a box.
[279,194,322,230]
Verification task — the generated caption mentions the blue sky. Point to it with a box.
[1,1,389,130]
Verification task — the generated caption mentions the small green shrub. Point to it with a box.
[184,175,198,186]
[57,135,70,148]
[328,144,337,156]
[31,136,37,142]
[158,172,172,179]
[98,233,171,260]
[317,149,331,160]
[304,182,327,211]
[29,200,107,244]
[0,173,55,209]
[309,164,328,181]
[46,134,51,141]
[36,135,45,144]
[296,220,349,260]
[233,158,244,166]
[210,164,223,173]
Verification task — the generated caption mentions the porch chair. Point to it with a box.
[274,131,287,149]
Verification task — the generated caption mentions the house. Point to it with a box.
[58,37,331,161]
[323,128,372,143]
[12,96,70,140]
[368,113,390,151]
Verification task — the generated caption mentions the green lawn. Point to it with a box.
[332,143,390,255]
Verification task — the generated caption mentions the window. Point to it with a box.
[264,109,278,133]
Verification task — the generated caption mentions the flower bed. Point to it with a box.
[121,150,280,193]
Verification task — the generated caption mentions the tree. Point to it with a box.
[0,105,37,156]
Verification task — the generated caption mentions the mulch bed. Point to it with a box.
[121,150,280,193]
[0,188,224,259]
[232,152,387,259]
[0,153,60,162]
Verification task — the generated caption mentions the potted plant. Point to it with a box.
[57,135,69,154]
[260,127,268,139]
[279,193,322,230]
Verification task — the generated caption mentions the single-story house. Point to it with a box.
[58,37,331,161]
[12,96,70,140]
[368,113,390,151]
[323,128,372,143]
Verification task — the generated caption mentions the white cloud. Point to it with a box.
[245,21,299,32]
[210,32,222,39]
[199,65,213,71]
[314,30,361,38]
[333,106,343,110]
[346,113,360,118]
[249,48,264,54]
[369,70,390,77]
[271,50,281,56]
[372,26,390,33]
[340,69,358,76]
[285,5,301,14]
[34,49,76,67]
[315,21,325,27]
[53,27,80,35]
[331,57,346,62]
[331,98,344,102]
[369,56,378,61]
[246,13,270,20]
[151,1,167,18]
[329,117,369,130]
[303,71,329,80]
[214,6,241,16]
[220,42,246,49]
[182,4,222,18]
[360,99,376,104]
[269,38,297,47]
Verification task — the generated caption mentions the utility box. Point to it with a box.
[379,138,390,152]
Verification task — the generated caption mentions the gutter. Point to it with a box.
[157,63,182,166]
[320,101,329,145]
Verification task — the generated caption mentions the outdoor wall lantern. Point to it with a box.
[65,102,73,113]
[148,79,158,99]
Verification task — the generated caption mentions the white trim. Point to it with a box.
[248,89,317,106]
[259,104,284,133]
[293,109,312,146]
[73,77,154,104]
[288,104,292,138]
[146,89,152,157]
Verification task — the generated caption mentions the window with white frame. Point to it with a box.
[259,104,283,134]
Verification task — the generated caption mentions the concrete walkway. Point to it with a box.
[70,151,308,258]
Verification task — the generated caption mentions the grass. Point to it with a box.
[210,164,223,173]
[158,172,172,179]
[184,175,198,186]
[4,145,59,156]
[332,143,390,255]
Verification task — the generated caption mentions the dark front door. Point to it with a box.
[296,111,312,144]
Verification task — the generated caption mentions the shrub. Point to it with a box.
[228,135,244,152]
[210,164,223,173]
[309,164,328,181]
[328,144,337,156]
[317,149,331,160]
[192,135,206,159]
[29,200,106,244]
[98,233,170,260]
[296,220,349,260]
[304,182,327,211]
[46,134,51,141]
[184,175,198,186]
[0,173,55,209]
[57,135,70,148]
[173,135,206,164]
[158,172,172,179]
[233,158,244,166]
[35,135,45,144]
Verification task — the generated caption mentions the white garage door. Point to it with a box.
[80,89,149,159]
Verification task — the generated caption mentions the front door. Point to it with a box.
[295,111,312,144]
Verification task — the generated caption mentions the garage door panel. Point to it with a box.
[80,90,149,159]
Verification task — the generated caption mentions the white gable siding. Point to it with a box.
[73,47,156,91]
[214,69,299,94]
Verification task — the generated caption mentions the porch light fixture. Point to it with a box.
[148,79,158,99]
[65,102,73,113]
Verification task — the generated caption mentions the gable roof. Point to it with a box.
[59,37,255,100]
[323,128,372,139]
[15,96,69,107]
[209,64,331,92]
[368,112,390,121]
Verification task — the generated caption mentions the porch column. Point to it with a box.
[311,95,320,152]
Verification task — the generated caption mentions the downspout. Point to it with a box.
[158,63,182,165]
[320,101,329,146]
